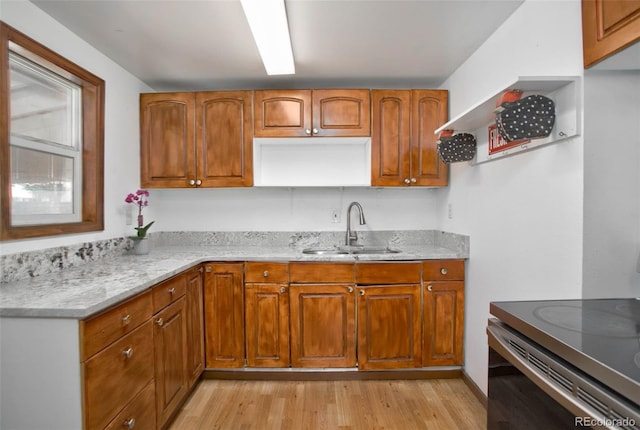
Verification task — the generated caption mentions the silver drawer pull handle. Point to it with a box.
[440,268,448,275]
[121,314,131,325]
[156,318,164,326]
[263,271,269,277]
[168,287,175,295]
[122,418,135,429]
[122,347,134,359]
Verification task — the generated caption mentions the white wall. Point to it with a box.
[154,187,439,232]
[0,0,153,255]
[582,70,640,297]
[437,0,585,394]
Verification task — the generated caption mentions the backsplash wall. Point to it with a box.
[151,187,441,232]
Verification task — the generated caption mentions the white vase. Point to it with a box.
[132,237,150,255]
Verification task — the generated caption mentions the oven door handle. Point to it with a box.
[487,324,617,430]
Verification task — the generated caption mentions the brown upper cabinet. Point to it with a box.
[371,90,448,187]
[253,89,371,137]
[582,0,640,67]
[140,91,253,188]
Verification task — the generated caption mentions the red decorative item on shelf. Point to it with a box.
[496,89,523,107]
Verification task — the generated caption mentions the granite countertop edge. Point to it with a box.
[0,244,468,319]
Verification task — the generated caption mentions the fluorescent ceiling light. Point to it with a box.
[240,0,295,75]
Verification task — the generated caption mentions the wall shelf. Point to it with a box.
[435,76,581,164]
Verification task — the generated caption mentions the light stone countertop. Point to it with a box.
[0,233,468,319]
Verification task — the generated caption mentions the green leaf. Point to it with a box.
[133,220,154,238]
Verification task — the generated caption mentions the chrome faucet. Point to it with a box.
[345,202,366,246]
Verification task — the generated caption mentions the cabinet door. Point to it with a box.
[357,284,422,370]
[312,89,371,137]
[371,90,411,186]
[410,90,448,186]
[423,281,464,366]
[245,283,290,367]
[153,297,188,429]
[196,91,253,187]
[185,267,204,387]
[254,90,312,137]
[582,0,640,67]
[140,92,196,188]
[289,284,356,368]
[203,263,245,368]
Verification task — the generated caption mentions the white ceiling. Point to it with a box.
[31,0,524,92]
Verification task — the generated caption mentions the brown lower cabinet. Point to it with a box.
[245,262,290,367]
[355,262,422,370]
[153,296,187,428]
[81,266,204,430]
[423,260,465,366]
[204,260,465,372]
[203,262,245,368]
[289,283,357,368]
[289,262,357,368]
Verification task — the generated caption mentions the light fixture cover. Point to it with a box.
[240,0,295,75]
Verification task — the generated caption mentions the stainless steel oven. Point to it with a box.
[487,299,640,430]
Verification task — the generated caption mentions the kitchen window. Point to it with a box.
[0,22,104,240]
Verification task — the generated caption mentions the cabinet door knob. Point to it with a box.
[347,286,354,293]
[305,128,312,135]
[440,268,448,275]
[404,178,410,184]
[411,178,417,183]
[359,289,365,296]
[168,287,175,295]
[263,270,269,277]
[427,285,433,292]
[195,179,202,186]
[121,314,131,325]
[189,179,196,186]
[205,266,212,273]
[312,128,319,135]
[156,318,164,326]
[122,418,136,429]
[122,347,134,359]
[279,286,286,294]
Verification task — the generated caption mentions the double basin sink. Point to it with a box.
[302,246,401,255]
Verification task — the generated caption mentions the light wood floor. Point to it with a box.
[168,378,487,430]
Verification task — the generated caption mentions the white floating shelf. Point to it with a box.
[435,76,581,164]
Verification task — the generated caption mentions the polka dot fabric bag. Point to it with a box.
[437,133,477,163]
[495,94,555,142]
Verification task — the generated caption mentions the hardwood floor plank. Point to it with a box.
[168,379,486,430]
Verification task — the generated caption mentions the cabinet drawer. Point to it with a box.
[81,290,152,360]
[104,380,156,430]
[355,262,421,284]
[152,274,187,314]
[245,262,289,283]
[84,320,154,430]
[289,262,354,283]
[422,260,465,281]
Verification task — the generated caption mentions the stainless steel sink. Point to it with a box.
[301,248,350,255]
[351,247,401,255]
[302,247,400,255]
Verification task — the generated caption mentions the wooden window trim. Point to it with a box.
[0,21,105,240]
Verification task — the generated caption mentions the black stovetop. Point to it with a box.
[490,298,640,405]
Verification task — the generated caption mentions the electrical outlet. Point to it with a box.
[331,208,341,223]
